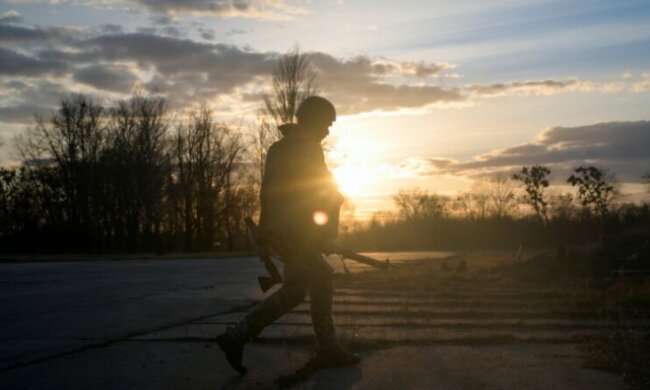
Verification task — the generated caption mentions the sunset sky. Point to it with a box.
[1,0,649,218]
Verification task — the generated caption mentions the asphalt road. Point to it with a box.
[0,252,445,371]
[0,254,625,389]
[0,257,266,372]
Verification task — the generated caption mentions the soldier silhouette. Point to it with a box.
[216,96,360,374]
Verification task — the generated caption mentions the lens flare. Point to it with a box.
[313,211,329,226]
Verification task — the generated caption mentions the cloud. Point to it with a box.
[9,18,628,121]
[226,28,248,36]
[75,33,276,108]
[0,10,22,24]
[128,0,307,20]
[409,121,650,182]
[466,78,622,97]
[391,61,455,78]
[393,157,454,177]
[34,29,462,115]
[0,22,82,45]
[82,33,273,77]
[0,23,50,43]
[631,72,650,92]
[82,33,210,63]
[0,104,50,124]
[0,47,69,76]
[99,24,124,34]
[309,53,463,115]
[6,0,307,21]
[0,26,274,114]
[0,79,70,124]
[0,19,632,129]
[328,83,463,115]
[73,64,139,93]
[198,27,216,40]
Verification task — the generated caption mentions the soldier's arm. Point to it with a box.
[296,141,341,203]
[293,141,342,243]
[259,144,280,235]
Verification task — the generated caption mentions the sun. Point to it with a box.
[328,121,384,199]
[331,164,379,198]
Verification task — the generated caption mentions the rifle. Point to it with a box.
[245,217,390,293]
[245,217,283,292]
[323,241,391,270]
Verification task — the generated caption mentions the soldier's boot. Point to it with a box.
[217,292,298,375]
[216,329,247,375]
[313,329,360,368]
[309,264,359,368]
[313,346,360,368]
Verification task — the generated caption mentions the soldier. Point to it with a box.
[216,96,360,374]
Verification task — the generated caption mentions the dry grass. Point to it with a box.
[336,249,650,388]
[578,278,650,390]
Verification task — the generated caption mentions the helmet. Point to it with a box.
[296,96,336,124]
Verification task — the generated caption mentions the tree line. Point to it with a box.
[1,94,256,253]
[0,47,317,254]
[340,166,650,252]
[1,95,648,254]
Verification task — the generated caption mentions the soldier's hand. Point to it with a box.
[322,239,341,256]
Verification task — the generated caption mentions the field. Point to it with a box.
[326,250,650,389]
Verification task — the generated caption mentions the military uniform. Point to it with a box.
[228,123,343,352]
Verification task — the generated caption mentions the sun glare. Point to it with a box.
[328,124,385,199]
[332,164,376,198]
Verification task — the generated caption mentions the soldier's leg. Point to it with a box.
[217,255,310,374]
[229,259,309,343]
[309,256,338,351]
[309,254,360,367]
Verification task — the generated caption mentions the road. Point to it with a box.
[0,257,267,372]
[0,254,625,389]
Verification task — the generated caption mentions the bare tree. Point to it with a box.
[643,173,650,193]
[104,93,170,251]
[105,97,140,250]
[452,189,491,220]
[473,193,490,219]
[451,193,471,219]
[172,107,246,251]
[0,168,18,237]
[393,188,449,221]
[249,118,275,184]
[370,210,397,226]
[484,174,517,218]
[216,126,246,251]
[264,46,319,127]
[338,197,358,234]
[130,94,170,250]
[19,94,108,250]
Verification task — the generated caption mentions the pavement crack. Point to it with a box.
[0,301,257,373]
